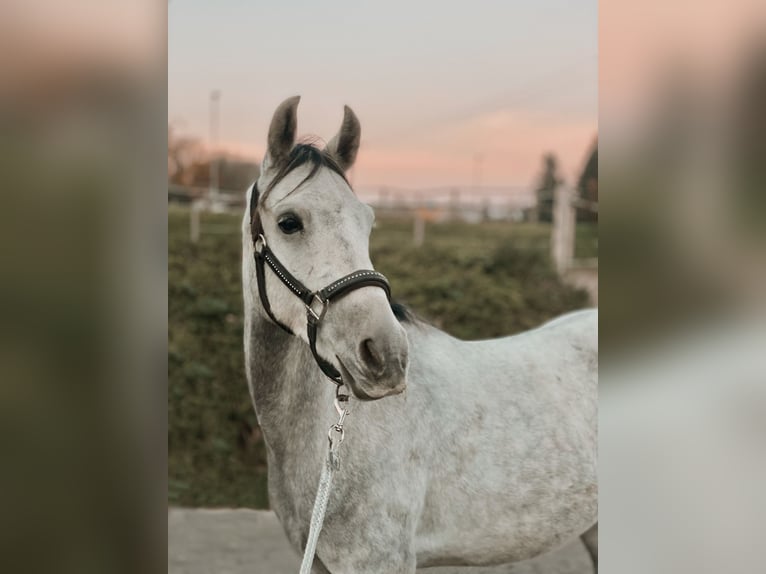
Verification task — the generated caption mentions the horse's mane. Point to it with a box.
[390,301,417,324]
[261,142,349,203]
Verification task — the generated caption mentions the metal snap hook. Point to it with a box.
[327,423,345,446]
[328,383,351,448]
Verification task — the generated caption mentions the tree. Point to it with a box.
[577,140,598,222]
[217,158,260,191]
[535,153,560,223]
[168,125,203,184]
[168,125,260,190]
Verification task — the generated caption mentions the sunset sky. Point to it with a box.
[169,0,597,191]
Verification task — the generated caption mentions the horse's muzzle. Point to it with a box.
[336,327,408,400]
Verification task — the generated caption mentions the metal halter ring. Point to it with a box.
[254,233,266,255]
[334,386,350,414]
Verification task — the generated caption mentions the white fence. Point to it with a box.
[550,184,598,273]
[169,184,597,279]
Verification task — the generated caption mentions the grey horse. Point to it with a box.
[242,96,598,573]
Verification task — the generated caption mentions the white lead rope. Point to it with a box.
[299,440,340,574]
[299,389,350,574]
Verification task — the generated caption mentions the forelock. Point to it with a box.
[260,142,349,204]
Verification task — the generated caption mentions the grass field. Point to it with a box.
[168,207,596,508]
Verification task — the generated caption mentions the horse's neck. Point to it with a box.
[247,314,333,467]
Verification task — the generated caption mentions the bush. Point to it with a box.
[168,211,590,508]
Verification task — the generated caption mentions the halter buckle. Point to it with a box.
[306,293,329,324]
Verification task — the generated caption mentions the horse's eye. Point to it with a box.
[277,214,303,235]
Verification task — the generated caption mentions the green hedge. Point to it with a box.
[168,210,591,508]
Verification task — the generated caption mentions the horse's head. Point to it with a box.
[252,96,409,400]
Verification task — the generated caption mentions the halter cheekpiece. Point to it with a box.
[249,183,391,385]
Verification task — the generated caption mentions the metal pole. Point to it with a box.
[472,154,484,222]
[209,90,221,199]
[472,153,484,191]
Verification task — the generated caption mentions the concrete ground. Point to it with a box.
[168,508,593,574]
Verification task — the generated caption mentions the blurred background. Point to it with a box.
[0,0,763,573]
[0,2,165,573]
[599,2,766,573]
[167,0,598,509]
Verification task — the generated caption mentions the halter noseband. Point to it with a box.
[249,184,391,385]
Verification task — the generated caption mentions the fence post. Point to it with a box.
[413,211,425,247]
[190,200,201,243]
[551,184,575,273]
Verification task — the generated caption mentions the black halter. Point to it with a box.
[249,184,391,385]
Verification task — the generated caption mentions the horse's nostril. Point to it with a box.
[360,338,383,373]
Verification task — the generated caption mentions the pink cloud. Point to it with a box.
[207,108,596,191]
[356,108,596,189]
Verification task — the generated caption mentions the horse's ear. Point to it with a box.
[325,105,361,172]
[266,95,300,169]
